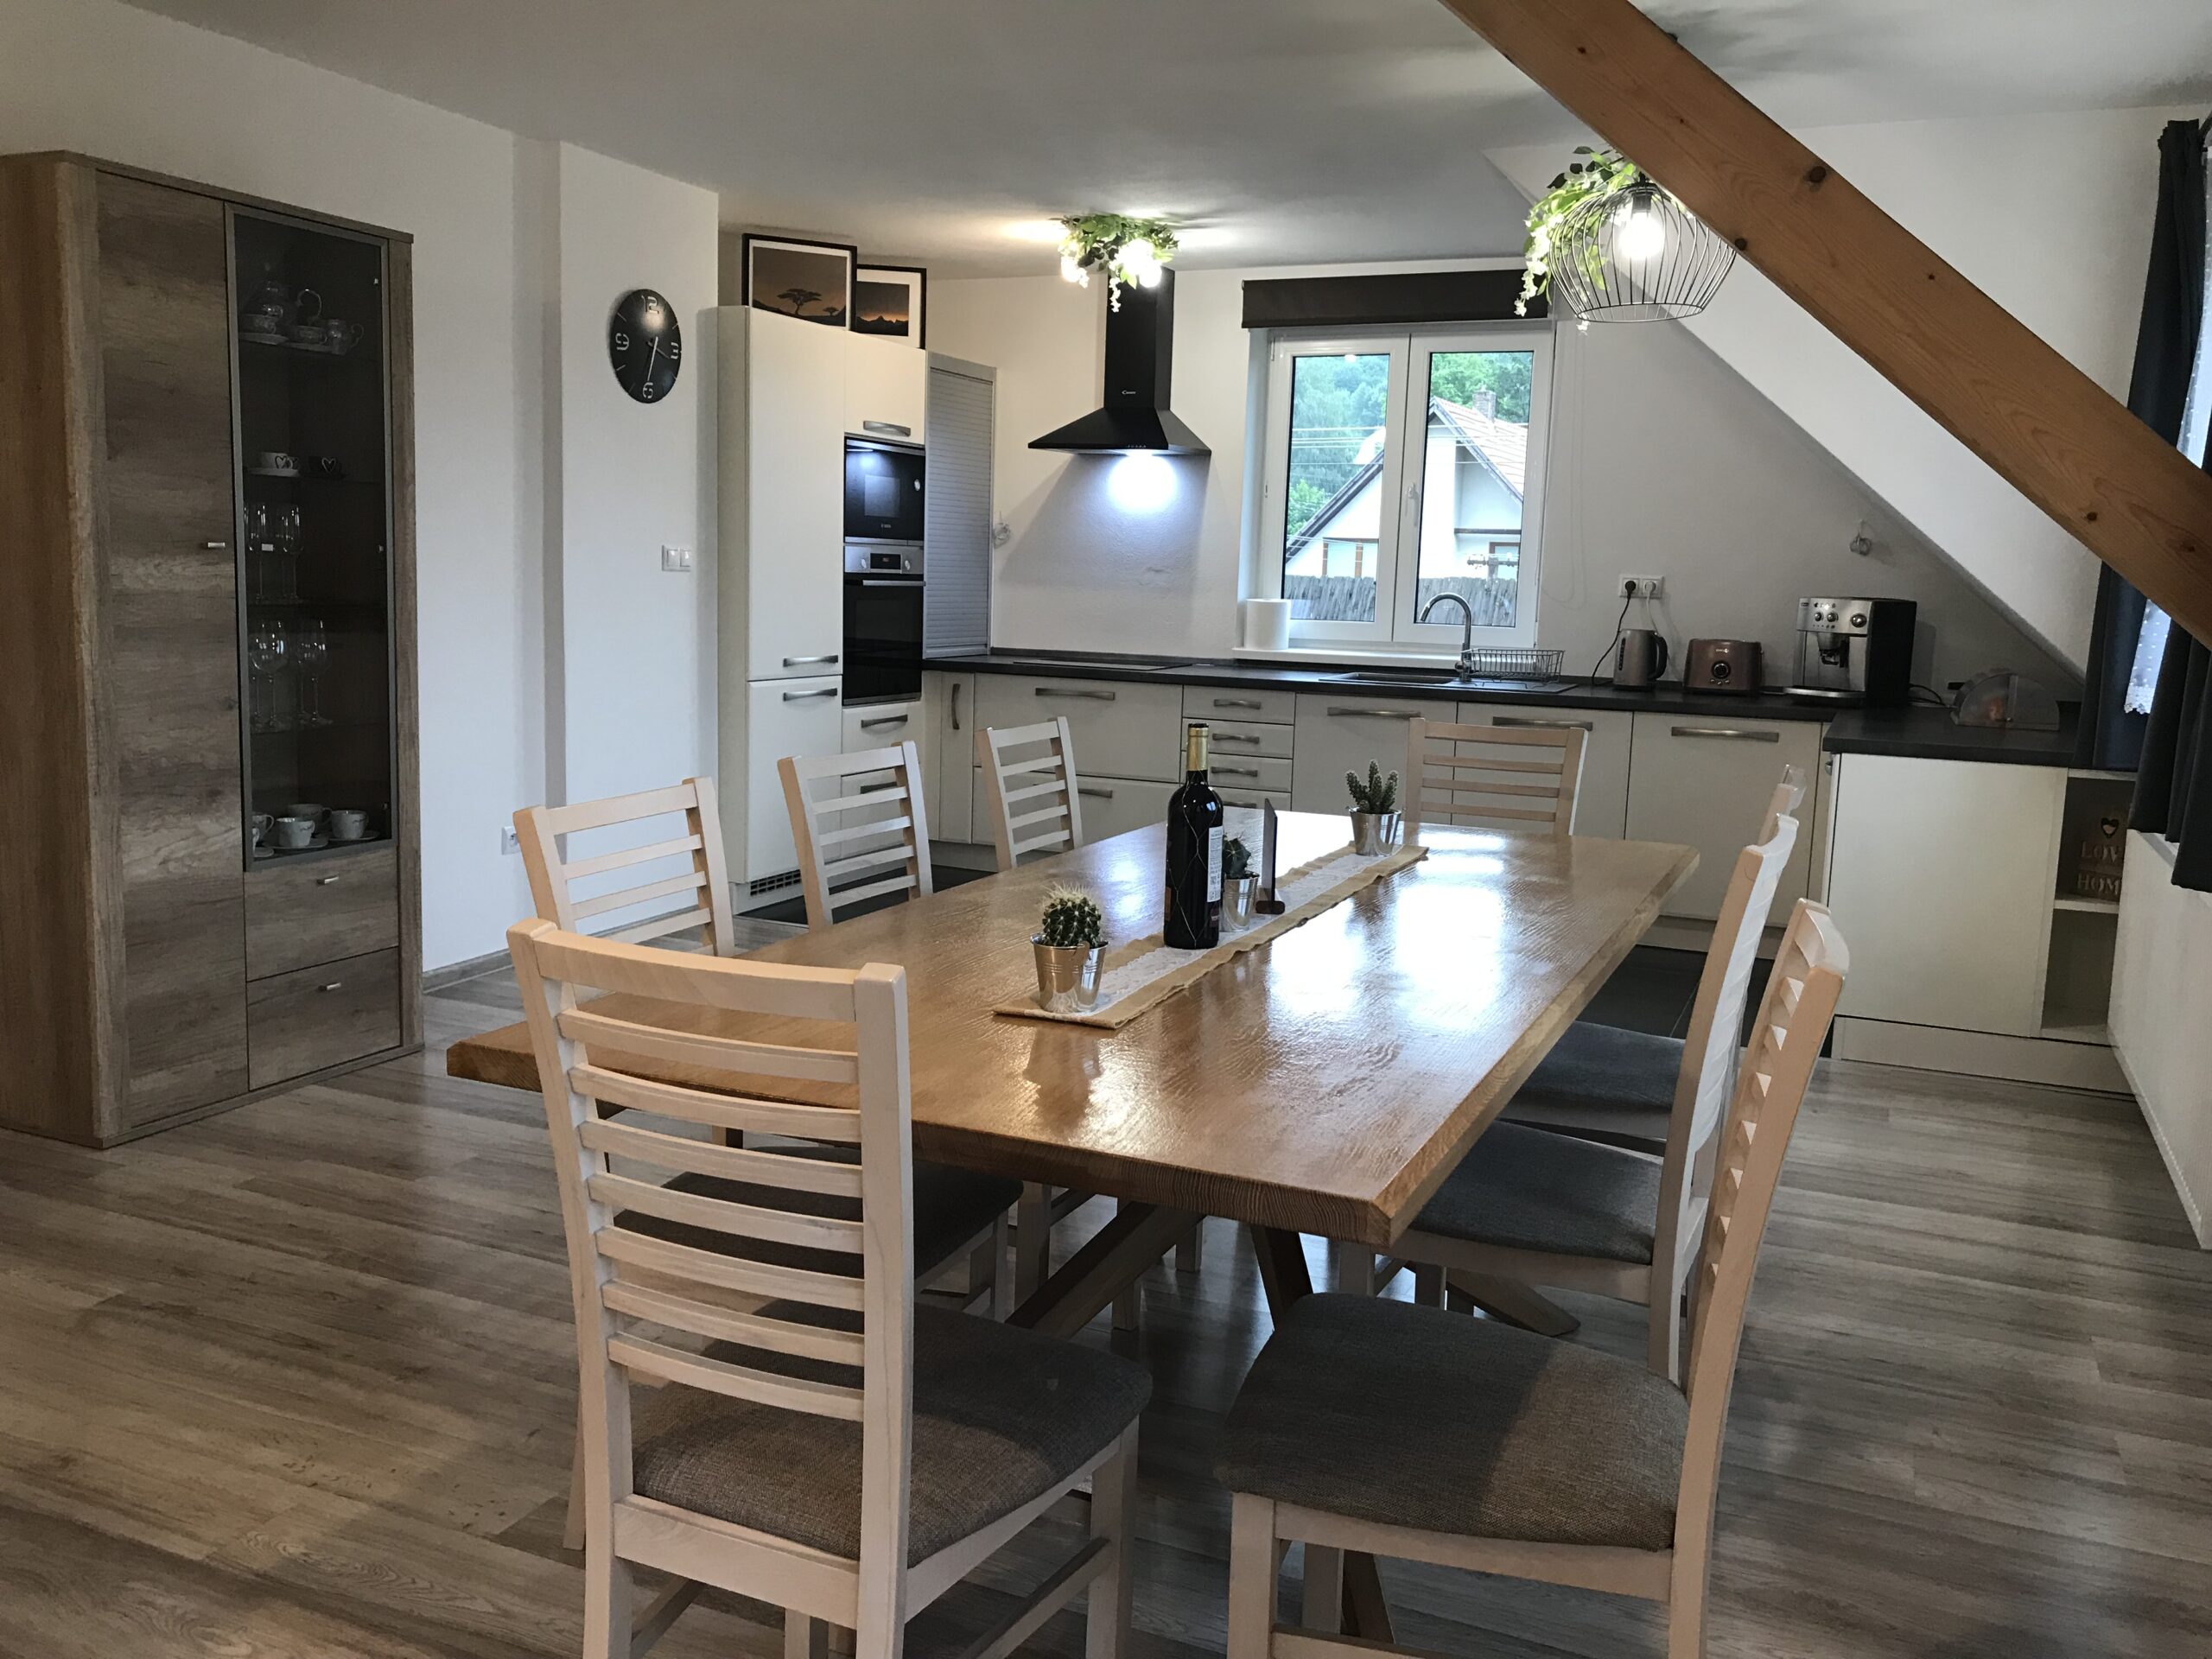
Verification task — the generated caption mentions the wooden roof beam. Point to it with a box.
[1438,0,2212,644]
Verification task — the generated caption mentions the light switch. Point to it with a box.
[661,544,694,573]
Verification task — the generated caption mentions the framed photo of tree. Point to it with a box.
[741,233,857,329]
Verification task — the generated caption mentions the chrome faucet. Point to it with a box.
[1419,592,1478,679]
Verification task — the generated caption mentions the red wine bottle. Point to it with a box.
[1164,723,1224,949]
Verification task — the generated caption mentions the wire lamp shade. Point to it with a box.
[1549,181,1736,323]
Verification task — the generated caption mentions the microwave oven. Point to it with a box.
[843,435,925,544]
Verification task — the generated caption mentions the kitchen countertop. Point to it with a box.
[924,649,2090,767]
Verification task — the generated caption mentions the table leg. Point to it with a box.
[1007,1202,1197,1340]
[1251,1228,1395,1645]
[1014,1183,1052,1303]
[1447,1268,1580,1337]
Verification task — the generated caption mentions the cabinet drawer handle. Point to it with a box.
[1212,732,1263,747]
[1217,765,1261,779]
[861,420,912,437]
[1494,715,1592,732]
[950,683,963,731]
[202,539,231,550]
[858,779,899,794]
[1077,785,1115,800]
[858,715,908,730]
[784,654,839,668]
[315,874,343,887]
[317,982,344,994]
[1328,706,1419,720]
[1670,725,1780,743]
[784,687,839,702]
[1036,687,1116,702]
[1212,697,1263,710]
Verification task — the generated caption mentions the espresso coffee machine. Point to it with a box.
[1789,596,1916,706]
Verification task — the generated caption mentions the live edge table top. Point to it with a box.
[447,813,1694,1248]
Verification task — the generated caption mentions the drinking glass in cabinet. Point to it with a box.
[248,620,289,732]
[295,618,330,727]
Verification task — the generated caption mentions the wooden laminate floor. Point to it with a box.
[3,961,2209,1658]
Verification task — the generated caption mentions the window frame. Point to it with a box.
[1258,321,1555,652]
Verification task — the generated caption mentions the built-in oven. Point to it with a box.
[844,435,925,545]
[842,542,924,705]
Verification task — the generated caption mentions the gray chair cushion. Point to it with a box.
[1411,1120,1662,1265]
[1217,1294,1685,1551]
[619,1146,1021,1279]
[632,1302,1150,1561]
[1502,1020,1680,1151]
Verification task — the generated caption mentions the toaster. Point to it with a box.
[1685,638,1763,695]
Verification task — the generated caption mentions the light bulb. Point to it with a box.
[1613,199,1666,263]
[1060,252,1084,284]
[1136,263,1162,288]
[1122,237,1157,273]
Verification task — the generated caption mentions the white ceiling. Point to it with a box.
[127,0,2212,274]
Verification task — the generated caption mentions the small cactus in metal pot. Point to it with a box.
[1038,885,1105,949]
[1223,835,1252,881]
[1346,760,1400,815]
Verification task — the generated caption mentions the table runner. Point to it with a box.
[993,841,1427,1029]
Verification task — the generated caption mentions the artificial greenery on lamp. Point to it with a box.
[1058,213,1179,309]
[1519,146,1735,326]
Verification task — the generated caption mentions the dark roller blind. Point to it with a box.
[1241,270,1543,330]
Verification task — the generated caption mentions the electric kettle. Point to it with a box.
[1615,628,1669,690]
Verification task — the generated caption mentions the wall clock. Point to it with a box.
[608,289,681,404]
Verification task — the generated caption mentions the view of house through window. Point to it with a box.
[1266,327,1552,647]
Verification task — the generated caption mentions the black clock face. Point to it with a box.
[609,289,681,404]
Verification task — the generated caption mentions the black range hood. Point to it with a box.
[1030,268,1210,455]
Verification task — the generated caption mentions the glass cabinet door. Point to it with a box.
[231,208,394,866]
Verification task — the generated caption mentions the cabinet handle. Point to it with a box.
[856,579,914,588]
[861,420,912,437]
[1212,697,1263,710]
[317,982,344,994]
[1328,706,1420,720]
[950,683,963,731]
[858,779,899,794]
[1494,715,1592,732]
[783,687,839,702]
[1036,687,1116,702]
[315,874,343,887]
[1077,785,1115,800]
[1670,725,1780,743]
[784,654,840,667]
[202,539,231,550]
[1212,733,1263,747]
[858,715,908,730]
[1217,765,1261,779]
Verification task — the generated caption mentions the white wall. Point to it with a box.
[932,258,2069,690]
[550,144,720,809]
[0,0,721,970]
[1493,105,2190,670]
[2112,833,2212,1247]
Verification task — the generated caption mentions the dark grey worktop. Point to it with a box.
[924,650,2090,766]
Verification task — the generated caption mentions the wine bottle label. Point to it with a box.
[1207,826,1224,903]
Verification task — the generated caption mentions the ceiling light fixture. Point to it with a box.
[1058,213,1180,309]
[1522,150,1734,326]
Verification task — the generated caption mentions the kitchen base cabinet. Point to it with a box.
[924,671,978,844]
[1626,712,1821,920]
[976,675,1183,783]
[1457,702,1633,838]
[841,698,925,862]
[741,675,842,890]
[247,949,403,1091]
[1292,694,1458,812]
[0,153,420,1147]
[1071,778,1178,843]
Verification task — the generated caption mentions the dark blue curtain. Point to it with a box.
[2127,121,2212,890]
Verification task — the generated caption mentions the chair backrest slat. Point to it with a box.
[1669,899,1846,1557]
[779,743,934,930]
[515,778,735,955]
[978,719,1084,870]
[1404,720,1586,842]
[512,919,917,1573]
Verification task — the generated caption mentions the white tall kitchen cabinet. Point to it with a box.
[718,309,925,898]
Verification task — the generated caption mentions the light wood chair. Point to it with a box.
[1403,719,1586,842]
[510,921,1147,1659]
[1218,899,1847,1659]
[977,718,1084,869]
[779,743,934,931]
[1385,809,1802,1381]
[515,778,736,954]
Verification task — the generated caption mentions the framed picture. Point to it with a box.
[854,264,927,348]
[742,233,857,329]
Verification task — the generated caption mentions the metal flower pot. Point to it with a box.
[1224,874,1259,927]
[1032,938,1107,1012]
[1349,810,1399,855]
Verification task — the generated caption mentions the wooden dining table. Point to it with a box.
[448,810,1694,1638]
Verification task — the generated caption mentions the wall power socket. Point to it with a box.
[1619,575,1664,600]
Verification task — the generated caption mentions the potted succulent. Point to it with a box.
[1222,835,1257,927]
[1345,761,1402,855]
[1033,885,1108,1012]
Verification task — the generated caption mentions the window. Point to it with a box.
[1260,325,1554,649]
